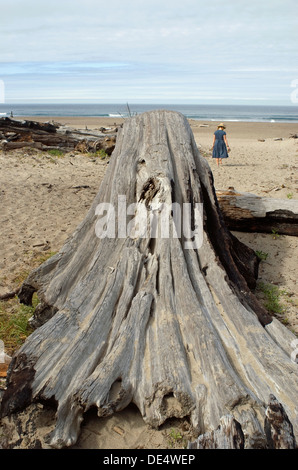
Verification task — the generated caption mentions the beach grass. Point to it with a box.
[0,294,38,355]
[256,281,297,328]
[0,251,57,355]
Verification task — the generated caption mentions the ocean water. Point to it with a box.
[1,103,298,123]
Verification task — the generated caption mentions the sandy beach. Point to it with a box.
[0,115,297,449]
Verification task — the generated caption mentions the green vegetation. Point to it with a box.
[0,251,57,355]
[35,251,57,264]
[97,149,109,159]
[256,282,290,324]
[271,229,280,240]
[167,428,187,448]
[0,293,38,355]
[287,193,293,199]
[47,149,65,157]
[89,149,110,159]
[255,250,268,261]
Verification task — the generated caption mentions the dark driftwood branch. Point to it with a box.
[187,414,245,449]
[188,395,296,449]
[0,117,118,153]
[0,289,20,301]
[264,395,297,449]
[1,111,297,449]
[217,189,298,236]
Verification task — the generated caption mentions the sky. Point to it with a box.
[0,0,297,105]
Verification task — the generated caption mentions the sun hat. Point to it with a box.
[217,123,226,129]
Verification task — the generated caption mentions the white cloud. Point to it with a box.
[0,0,297,103]
[230,67,298,73]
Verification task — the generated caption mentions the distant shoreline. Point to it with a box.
[7,116,297,141]
[1,102,297,124]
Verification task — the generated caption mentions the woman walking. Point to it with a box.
[211,123,230,166]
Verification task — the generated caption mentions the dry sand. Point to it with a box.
[0,115,297,449]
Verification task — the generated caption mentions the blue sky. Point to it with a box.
[0,0,297,104]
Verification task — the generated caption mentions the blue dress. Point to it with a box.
[212,129,229,159]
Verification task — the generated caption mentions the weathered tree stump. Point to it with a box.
[1,110,297,449]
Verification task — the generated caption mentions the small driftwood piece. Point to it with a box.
[1,111,297,449]
[264,394,297,449]
[0,117,117,153]
[188,415,245,449]
[188,395,296,449]
[216,189,298,236]
[0,289,20,301]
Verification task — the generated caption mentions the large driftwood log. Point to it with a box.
[217,189,298,236]
[0,117,117,154]
[1,110,297,449]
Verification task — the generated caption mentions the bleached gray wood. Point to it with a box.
[1,110,297,449]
